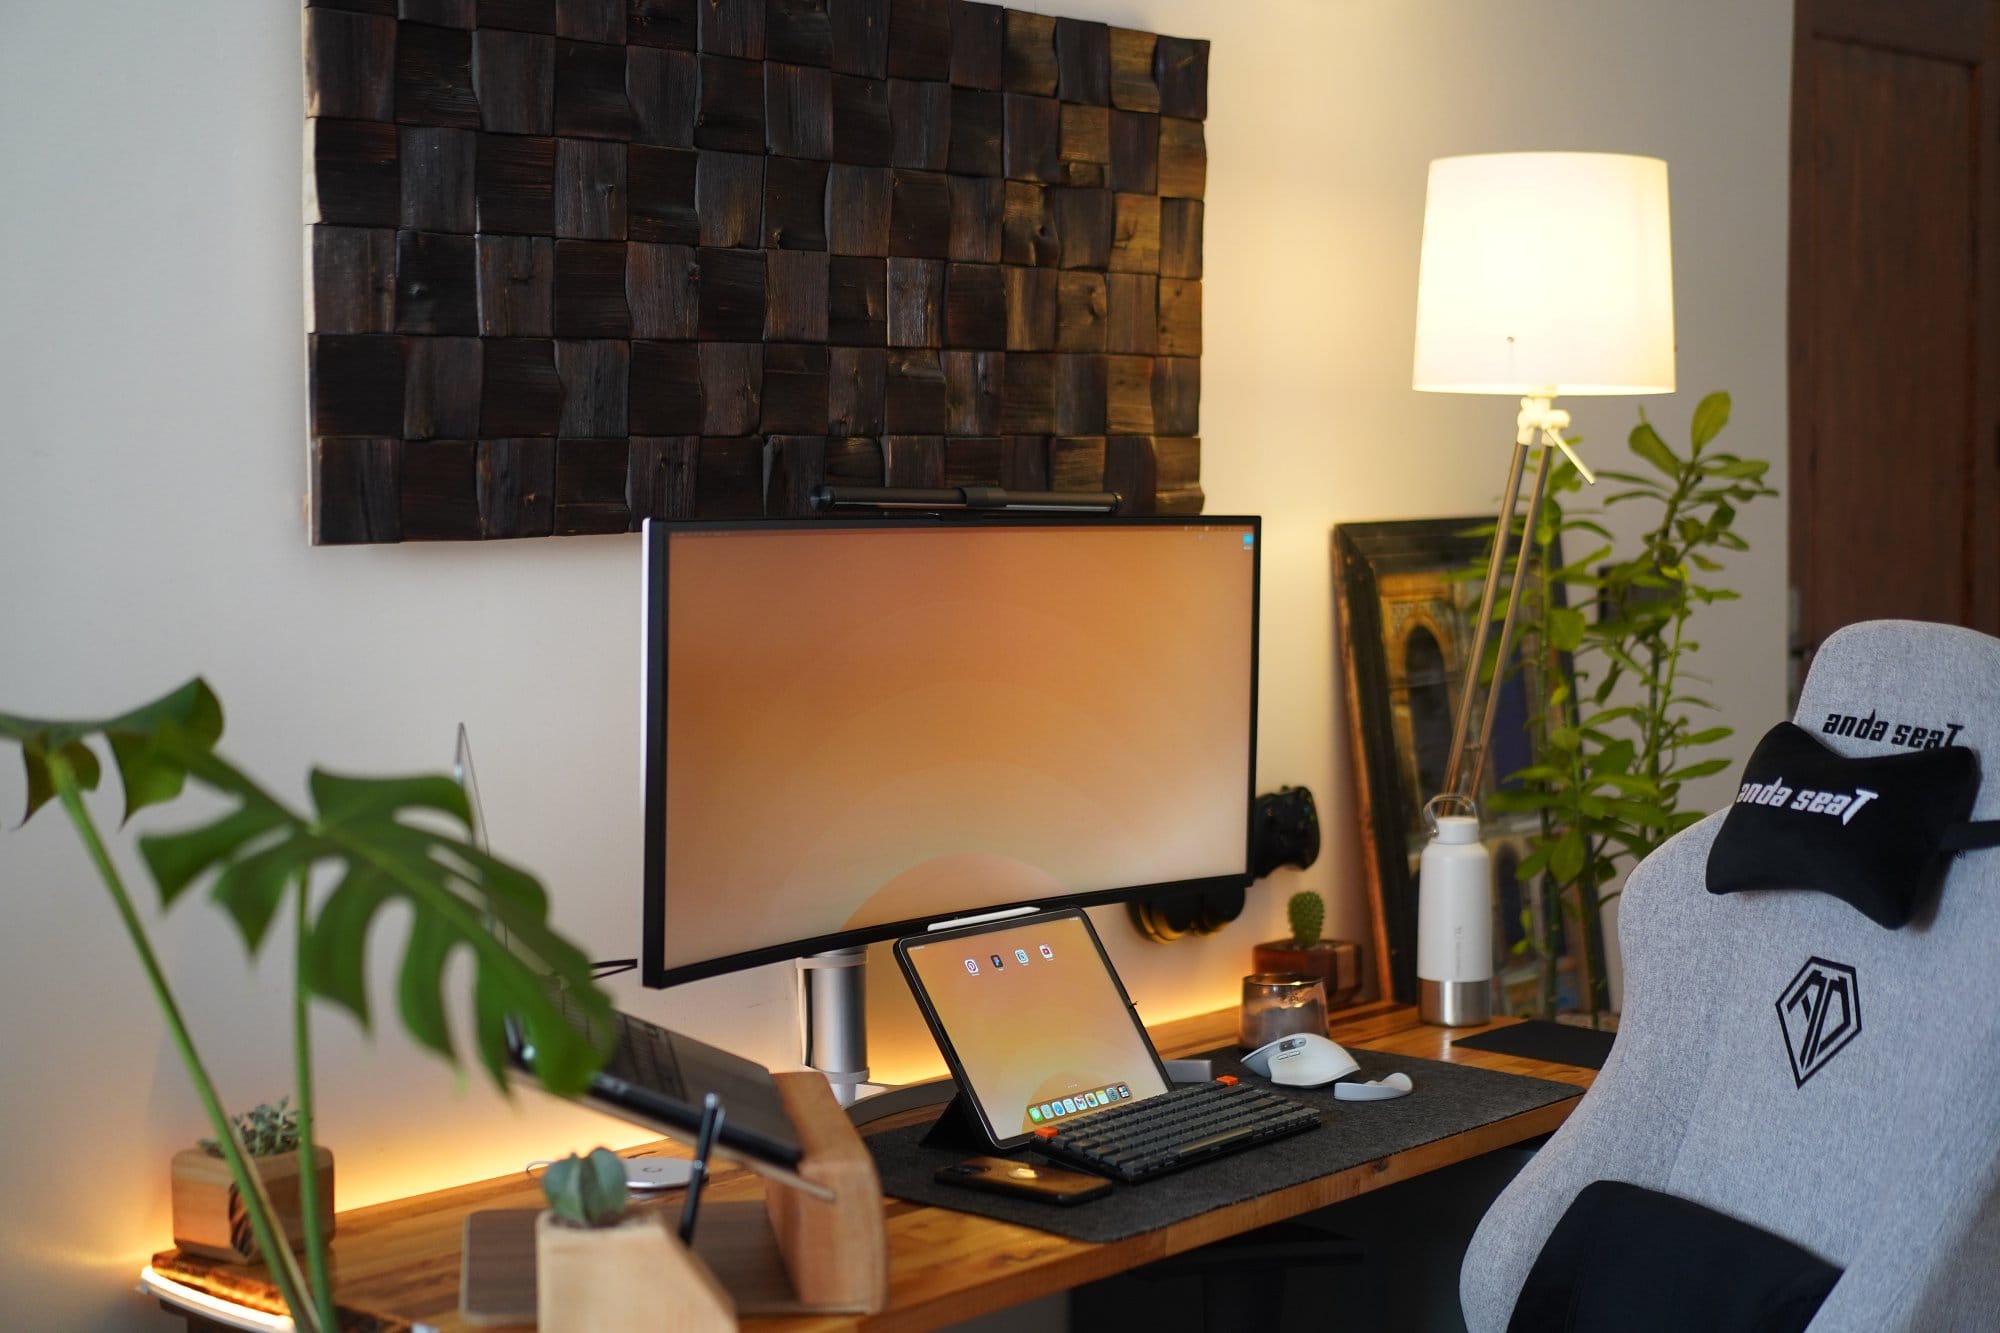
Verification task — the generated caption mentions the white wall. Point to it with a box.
[0,1,1790,1326]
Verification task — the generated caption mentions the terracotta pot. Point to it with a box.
[170,1146,335,1263]
[1251,939,1363,1009]
[536,1210,734,1333]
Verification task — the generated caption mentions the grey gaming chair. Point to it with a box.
[1460,619,2000,1331]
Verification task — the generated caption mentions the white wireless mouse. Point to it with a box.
[1241,1034,1415,1100]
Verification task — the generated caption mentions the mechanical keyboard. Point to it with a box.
[1031,1078,1322,1182]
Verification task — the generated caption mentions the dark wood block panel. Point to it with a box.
[885,348,947,430]
[307,9,397,120]
[556,0,624,43]
[695,150,764,246]
[554,238,632,334]
[826,163,891,254]
[888,0,950,79]
[555,437,632,533]
[699,341,763,432]
[556,338,630,434]
[1048,433,1103,490]
[698,0,766,58]
[1054,18,1108,106]
[480,337,564,433]
[696,246,766,339]
[1102,433,1155,513]
[767,61,834,157]
[555,37,636,138]
[1003,94,1059,183]
[399,21,483,126]
[696,54,767,151]
[313,334,407,435]
[1055,270,1105,351]
[628,0,697,49]
[474,132,555,233]
[828,347,887,433]
[762,343,830,431]
[766,433,828,515]
[1159,197,1200,278]
[477,234,555,334]
[400,126,476,232]
[942,348,1002,432]
[628,143,699,242]
[825,432,885,483]
[401,439,483,538]
[1107,28,1158,112]
[949,1,1003,90]
[1001,9,1055,95]
[884,433,945,485]
[627,434,699,522]
[1154,35,1207,119]
[305,0,1203,542]
[312,226,398,333]
[941,434,1000,485]
[627,45,697,145]
[313,437,403,544]
[629,339,704,430]
[829,0,889,77]
[405,335,484,437]
[831,72,893,164]
[1001,180,1057,265]
[1157,116,1204,198]
[309,119,402,226]
[890,78,951,169]
[766,249,830,340]
[887,257,944,346]
[768,0,834,66]
[477,436,556,537]
[627,240,699,337]
[828,255,887,343]
[556,138,628,238]
[695,436,766,516]
[765,156,831,248]
[472,29,555,133]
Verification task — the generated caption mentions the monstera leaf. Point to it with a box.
[0,678,223,826]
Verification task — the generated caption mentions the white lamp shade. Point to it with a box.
[1412,152,1675,396]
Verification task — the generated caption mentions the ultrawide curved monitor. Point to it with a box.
[641,516,1261,989]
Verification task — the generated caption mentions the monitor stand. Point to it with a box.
[798,946,958,1126]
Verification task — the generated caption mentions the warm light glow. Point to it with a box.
[1413,152,1675,396]
[137,1267,294,1332]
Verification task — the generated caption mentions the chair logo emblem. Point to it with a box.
[1776,957,1861,1087]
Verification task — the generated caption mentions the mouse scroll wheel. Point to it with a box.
[1281,1037,1304,1050]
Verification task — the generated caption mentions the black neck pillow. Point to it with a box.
[1706,721,1982,928]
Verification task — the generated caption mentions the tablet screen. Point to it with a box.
[898,912,1170,1144]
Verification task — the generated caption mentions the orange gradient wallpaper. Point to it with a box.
[658,523,1256,974]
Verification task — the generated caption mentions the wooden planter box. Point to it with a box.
[1251,939,1364,1010]
[170,1146,335,1263]
[536,1211,734,1333]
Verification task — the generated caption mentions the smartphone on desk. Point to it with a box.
[936,1156,1113,1205]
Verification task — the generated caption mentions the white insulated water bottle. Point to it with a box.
[1417,815,1493,1026]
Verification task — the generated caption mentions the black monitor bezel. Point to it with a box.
[641,514,1263,990]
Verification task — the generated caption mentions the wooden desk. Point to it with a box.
[151,1004,1593,1332]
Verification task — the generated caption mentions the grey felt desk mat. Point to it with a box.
[866,1047,1581,1243]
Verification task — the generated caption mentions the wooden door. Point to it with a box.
[1789,0,2000,689]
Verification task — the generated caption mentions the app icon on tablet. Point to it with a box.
[963,959,978,974]
[1039,944,1054,959]
[1014,948,1030,965]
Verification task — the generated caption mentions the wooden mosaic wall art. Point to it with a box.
[305,0,1207,543]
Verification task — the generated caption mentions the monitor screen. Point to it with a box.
[641,517,1260,988]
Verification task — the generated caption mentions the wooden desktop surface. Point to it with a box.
[151,1003,1595,1332]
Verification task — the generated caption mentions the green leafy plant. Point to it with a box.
[1480,392,1776,1021]
[1286,890,1325,949]
[201,1098,299,1158]
[542,1148,631,1229]
[0,680,614,1333]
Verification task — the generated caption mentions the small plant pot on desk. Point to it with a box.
[169,1147,335,1263]
[1251,940,1363,1012]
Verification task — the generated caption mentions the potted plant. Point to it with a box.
[1251,891,1362,1009]
[171,1098,335,1263]
[536,1149,732,1333]
[0,681,614,1333]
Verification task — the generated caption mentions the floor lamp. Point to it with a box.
[1409,151,1677,1026]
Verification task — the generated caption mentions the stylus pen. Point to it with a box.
[679,1093,725,1245]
